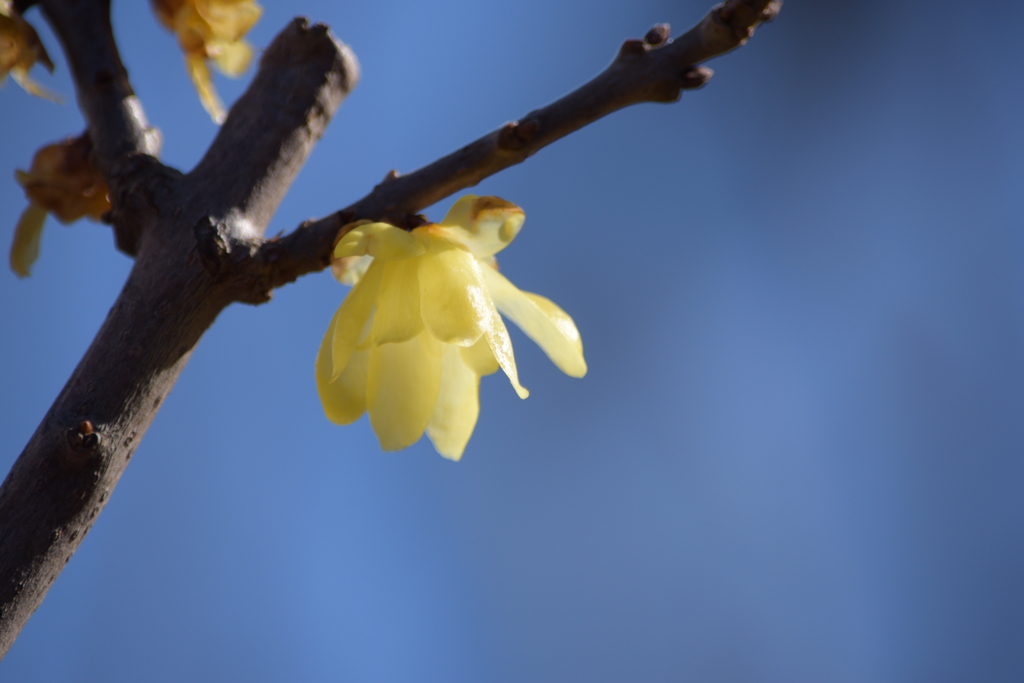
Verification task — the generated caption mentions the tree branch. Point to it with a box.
[0,17,356,657]
[187,18,359,238]
[38,0,160,256]
[39,0,159,171]
[254,0,781,291]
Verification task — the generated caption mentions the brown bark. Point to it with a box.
[0,0,778,657]
[0,7,358,656]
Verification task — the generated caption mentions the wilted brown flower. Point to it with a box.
[0,0,59,101]
[9,133,110,278]
[151,0,262,123]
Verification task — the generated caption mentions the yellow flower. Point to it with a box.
[0,0,59,101]
[151,0,262,123]
[316,195,587,460]
[9,134,110,278]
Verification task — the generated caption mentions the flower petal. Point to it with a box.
[16,135,110,223]
[372,257,423,345]
[211,38,252,76]
[480,266,587,378]
[9,203,47,278]
[367,332,443,451]
[439,195,525,258]
[10,67,62,103]
[331,253,372,285]
[482,297,529,399]
[459,336,499,376]
[330,259,383,380]
[195,0,262,42]
[426,344,482,461]
[417,233,489,346]
[185,53,226,124]
[316,306,369,424]
[0,9,61,101]
[335,221,425,261]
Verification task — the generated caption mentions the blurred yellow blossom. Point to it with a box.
[317,195,587,460]
[0,0,59,101]
[151,0,262,123]
[9,133,110,278]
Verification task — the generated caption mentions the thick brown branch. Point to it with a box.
[0,18,356,657]
[187,18,359,237]
[254,0,781,291]
[182,18,359,305]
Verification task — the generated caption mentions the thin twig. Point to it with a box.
[254,0,781,293]
[39,0,159,171]
[38,0,161,254]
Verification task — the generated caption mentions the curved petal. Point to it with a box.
[185,53,225,124]
[481,295,529,399]
[459,336,499,376]
[9,203,47,278]
[417,234,489,346]
[316,307,369,424]
[10,67,62,102]
[480,266,587,378]
[427,344,482,461]
[0,9,61,101]
[332,253,373,285]
[438,195,524,258]
[372,257,423,345]
[367,332,443,451]
[331,259,384,380]
[335,221,425,261]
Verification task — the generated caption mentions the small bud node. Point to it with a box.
[498,119,541,151]
[643,24,671,47]
[681,66,713,90]
[66,420,102,455]
[762,1,783,22]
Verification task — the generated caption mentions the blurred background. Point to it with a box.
[2,0,1023,680]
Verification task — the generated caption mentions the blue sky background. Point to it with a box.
[2,0,1023,680]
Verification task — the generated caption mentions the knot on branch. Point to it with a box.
[65,421,101,457]
[194,216,280,305]
[498,119,540,151]
[194,216,243,275]
[61,419,107,480]
[105,154,182,257]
